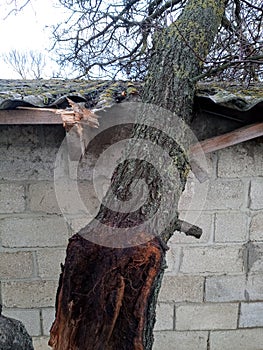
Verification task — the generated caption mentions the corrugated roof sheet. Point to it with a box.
[0,79,141,110]
[196,82,263,111]
[0,79,262,112]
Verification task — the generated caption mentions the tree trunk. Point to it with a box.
[49,1,225,349]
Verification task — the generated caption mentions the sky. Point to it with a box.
[0,0,69,79]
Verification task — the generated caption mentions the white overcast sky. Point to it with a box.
[0,0,69,79]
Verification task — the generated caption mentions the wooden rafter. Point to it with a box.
[0,109,62,124]
[190,122,263,156]
[0,101,99,129]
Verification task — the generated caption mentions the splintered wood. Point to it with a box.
[17,98,99,157]
[16,99,99,134]
[57,98,99,131]
[56,98,100,157]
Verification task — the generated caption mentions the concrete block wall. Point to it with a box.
[154,140,263,350]
[0,125,262,349]
[0,125,68,349]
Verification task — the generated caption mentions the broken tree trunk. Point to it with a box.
[49,1,225,349]
[49,234,166,350]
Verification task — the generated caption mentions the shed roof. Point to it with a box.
[0,79,262,113]
[0,79,141,110]
[0,79,262,161]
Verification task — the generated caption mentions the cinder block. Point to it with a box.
[205,179,244,210]
[43,125,65,146]
[153,331,208,350]
[37,249,66,278]
[239,302,263,328]
[1,125,43,146]
[71,154,97,181]
[0,159,54,181]
[250,212,263,241]
[180,245,244,274]
[250,179,263,210]
[218,143,263,178]
[215,212,247,242]
[178,173,210,212]
[246,243,263,273]
[29,181,100,217]
[7,125,42,146]
[0,183,25,213]
[179,176,245,211]
[246,273,263,300]
[210,329,263,350]
[29,183,60,214]
[159,275,204,303]
[2,280,58,308]
[76,143,123,181]
[0,252,34,279]
[2,308,41,336]
[41,308,55,336]
[176,303,238,330]
[0,216,69,248]
[164,245,179,273]
[154,303,174,331]
[78,181,101,215]
[0,146,57,180]
[205,275,246,302]
[32,336,50,350]
[67,215,95,235]
[0,126,10,145]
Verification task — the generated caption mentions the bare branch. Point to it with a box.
[2,49,46,79]
[3,0,262,81]
[240,0,263,11]
[52,0,188,79]
[193,54,263,82]
[4,0,31,19]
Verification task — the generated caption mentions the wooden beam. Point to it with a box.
[190,122,263,156]
[0,109,62,124]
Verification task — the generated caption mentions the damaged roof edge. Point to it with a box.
[0,79,263,112]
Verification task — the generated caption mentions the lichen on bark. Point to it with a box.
[143,0,225,122]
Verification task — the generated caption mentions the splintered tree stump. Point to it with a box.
[49,233,166,350]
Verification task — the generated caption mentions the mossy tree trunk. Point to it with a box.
[49,1,225,349]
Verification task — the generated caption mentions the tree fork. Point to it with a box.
[49,1,225,349]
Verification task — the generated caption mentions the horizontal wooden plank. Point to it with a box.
[190,122,263,156]
[0,109,62,124]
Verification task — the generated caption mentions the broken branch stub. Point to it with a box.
[56,98,100,131]
[56,98,100,159]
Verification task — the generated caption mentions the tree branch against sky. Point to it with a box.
[2,49,46,79]
[2,0,262,81]
[2,0,31,18]
[50,0,263,82]
[0,0,71,79]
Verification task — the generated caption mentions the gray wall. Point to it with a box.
[0,124,262,350]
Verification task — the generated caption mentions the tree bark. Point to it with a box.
[0,305,34,350]
[49,1,225,349]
